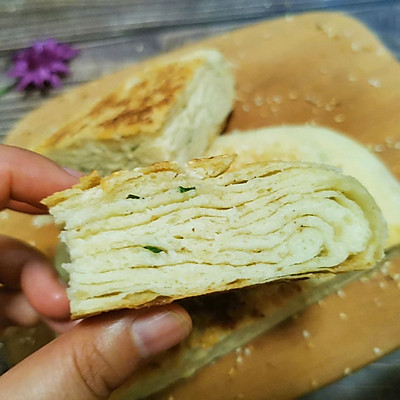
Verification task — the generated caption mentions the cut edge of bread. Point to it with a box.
[43,156,387,320]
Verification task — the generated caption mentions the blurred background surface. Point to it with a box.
[1,1,400,399]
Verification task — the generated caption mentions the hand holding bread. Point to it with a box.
[3,37,398,400]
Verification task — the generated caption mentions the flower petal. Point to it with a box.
[17,74,34,91]
[57,43,79,60]
[8,61,28,77]
[49,74,62,88]
[49,61,69,74]
[34,67,52,87]
[8,39,79,92]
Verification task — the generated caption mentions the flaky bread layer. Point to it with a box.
[43,156,387,319]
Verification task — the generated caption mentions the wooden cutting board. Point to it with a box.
[148,11,400,399]
[1,11,400,399]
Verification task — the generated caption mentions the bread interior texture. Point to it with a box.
[43,156,387,318]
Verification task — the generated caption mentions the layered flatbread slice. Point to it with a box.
[43,155,387,319]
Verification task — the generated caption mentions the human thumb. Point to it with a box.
[0,305,192,400]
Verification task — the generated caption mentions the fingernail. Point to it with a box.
[62,167,85,178]
[131,310,191,358]
[42,317,81,334]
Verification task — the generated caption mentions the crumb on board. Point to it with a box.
[302,330,311,340]
[379,281,387,289]
[374,297,383,307]
[0,211,9,220]
[337,289,346,299]
[253,95,264,106]
[343,367,352,376]
[339,312,348,321]
[348,73,357,82]
[241,103,251,112]
[360,276,370,284]
[380,260,391,275]
[32,215,54,228]
[334,114,346,123]
[272,95,283,104]
[373,347,382,356]
[311,379,318,388]
[368,78,382,88]
[244,346,252,356]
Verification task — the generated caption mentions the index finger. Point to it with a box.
[0,144,82,211]
[0,235,71,321]
[0,235,46,288]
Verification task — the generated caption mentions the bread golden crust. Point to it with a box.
[4,51,201,151]
[43,155,236,208]
[37,59,202,151]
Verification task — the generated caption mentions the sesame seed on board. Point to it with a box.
[337,289,346,299]
[339,312,348,321]
[343,367,352,376]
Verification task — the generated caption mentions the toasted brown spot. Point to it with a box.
[40,58,203,149]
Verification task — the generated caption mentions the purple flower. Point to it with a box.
[7,39,79,91]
